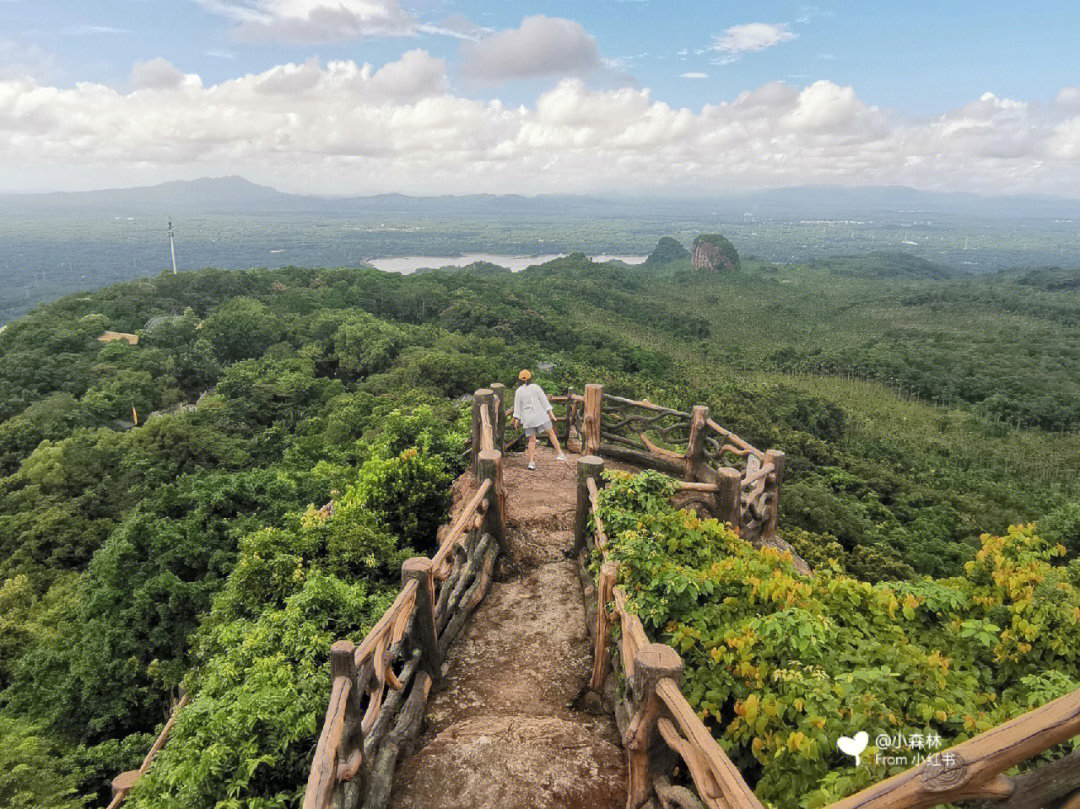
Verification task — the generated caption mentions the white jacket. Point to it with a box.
[513,383,553,429]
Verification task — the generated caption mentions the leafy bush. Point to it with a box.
[126,573,393,809]
[596,471,1080,809]
[0,714,88,809]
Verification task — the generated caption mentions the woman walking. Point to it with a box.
[512,369,566,470]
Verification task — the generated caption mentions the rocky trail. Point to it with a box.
[390,446,627,809]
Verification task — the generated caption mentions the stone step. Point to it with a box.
[391,715,625,809]
[420,559,594,738]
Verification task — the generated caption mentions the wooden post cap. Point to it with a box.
[578,456,604,480]
[330,639,357,679]
[112,770,140,795]
[477,449,500,466]
[632,643,683,697]
[401,556,433,585]
[719,467,741,483]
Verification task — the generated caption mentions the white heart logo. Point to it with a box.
[837,731,869,765]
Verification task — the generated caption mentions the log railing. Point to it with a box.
[476,381,784,540]
[106,692,190,808]
[575,454,767,809]
[304,386,506,809]
[576,454,1080,809]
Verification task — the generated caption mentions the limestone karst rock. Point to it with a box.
[691,233,740,272]
[644,236,690,265]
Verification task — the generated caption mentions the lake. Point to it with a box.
[367,253,647,274]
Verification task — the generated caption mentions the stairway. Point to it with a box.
[390,447,626,809]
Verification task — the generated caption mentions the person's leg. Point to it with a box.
[527,433,537,467]
[546,427,565,459]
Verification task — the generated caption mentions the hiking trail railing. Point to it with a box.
[501,382,783,542]
[575,450,1080,809]
[302,384,507,809]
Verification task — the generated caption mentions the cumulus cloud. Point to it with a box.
[712,22,796,63]
[1,58,1079,195]
[198,0,417,41]
[680,72,709,79]
[130,58,189,90]
[461,15,599,84]
[1056,87,1080,111]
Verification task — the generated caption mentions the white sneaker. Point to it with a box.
[556,454,566,461]
[528,462,537,470]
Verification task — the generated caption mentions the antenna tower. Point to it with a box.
[168,218,178,275]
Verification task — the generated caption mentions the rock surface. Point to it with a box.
[691,233,740,272]
[390,447,627,809]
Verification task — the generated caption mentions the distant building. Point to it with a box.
[98,331,139,346]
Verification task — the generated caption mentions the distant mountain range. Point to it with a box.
[5,175,1080,221]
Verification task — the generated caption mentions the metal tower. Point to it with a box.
[168,218,178,275]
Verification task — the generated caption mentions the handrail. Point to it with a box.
[432,478,492,577]
[827,688,1080,809]
[602,392,691,418]
[706,417,762,459]
[304,392,508,809]
[106,692,190,808]
[578,456,1080,809]
[580,461,759,809]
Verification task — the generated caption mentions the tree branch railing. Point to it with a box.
[470,381,784,540]
[304,386,507,809]
[106,692,190,808]
[575,454,1080,809]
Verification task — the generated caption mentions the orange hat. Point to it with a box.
[518,369,532,382]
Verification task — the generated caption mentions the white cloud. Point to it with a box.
[680,72,708,79]
[130,58,190,90]
[2,57,1079,195]
[1056,86,1080,111]
[62,25,130,36]
[197,0,417,41]
[418,14,490,42]
[711,23,796,63]
[461,15,599,84]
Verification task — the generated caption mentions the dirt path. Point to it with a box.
[390,447,627,809]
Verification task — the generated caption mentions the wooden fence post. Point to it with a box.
[589,561,618,693]
[683,405,709,481]
[763,449,785,539]
[478,449,507,555]
[490,383,506,451]
[574,455,604,555]
[626,644,683,809]
[471,388,493,477]
[562,385,575,446]
[718,467,742,532]
[401,558,440,679]
[584,384,603,456]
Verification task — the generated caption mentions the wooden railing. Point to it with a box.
[106,692,190,808]
[570,384,784,542]
[493,381,784,541]
[575,454,1080,809]
[303,386,507,809]
[575,454,768,809]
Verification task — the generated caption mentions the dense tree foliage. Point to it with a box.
[597,471,1080,809]
[0,247,1077,807]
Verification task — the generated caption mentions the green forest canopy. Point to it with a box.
[0,247,1078,807]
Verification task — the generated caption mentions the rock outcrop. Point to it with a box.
[644,236,690,266]
[691,234,740,272]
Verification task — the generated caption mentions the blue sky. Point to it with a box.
[1,1,1079,194]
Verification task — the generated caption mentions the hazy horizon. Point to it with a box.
[3,2,1080,196]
